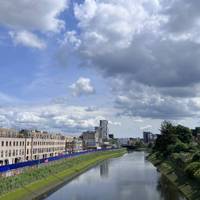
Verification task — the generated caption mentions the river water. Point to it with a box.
[44,151,186,200]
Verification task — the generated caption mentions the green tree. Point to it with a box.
[153,121,177,156]
[175,125,192,144]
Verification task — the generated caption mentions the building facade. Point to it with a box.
[81,131,100,149]
[65,136,83,153]
[100,120,108,140]
[0,128,66,166]
[143,131,157,143]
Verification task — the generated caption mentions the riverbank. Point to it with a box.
[0,149,126,200]
[148,153,200,200]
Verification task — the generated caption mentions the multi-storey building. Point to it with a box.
[143,131,157,144]
[0,128,66,166]
[65,136,83,153]
[81,131,100,149]
[100,120,108,140]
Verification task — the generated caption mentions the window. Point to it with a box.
[1,150,3,158]
[5,150,8,157]
[6,141,8,146]
[1,141,4,147]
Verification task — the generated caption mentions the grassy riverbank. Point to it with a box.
[0,149,126,200]
[148,153,200,200]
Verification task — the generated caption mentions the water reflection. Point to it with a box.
[44,152,186,200]
[100,161,109,178]
[157,175,186,200]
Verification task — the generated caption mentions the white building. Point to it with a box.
[0,128,66,166]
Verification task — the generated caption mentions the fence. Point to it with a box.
[0,148,114,174]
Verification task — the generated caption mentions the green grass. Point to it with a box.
[0,149,126,200]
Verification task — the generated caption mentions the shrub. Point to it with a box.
[194,168,200,181]
[192,152,200,162]
[185,162,200,178]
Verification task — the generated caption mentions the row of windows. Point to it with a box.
[0,146,65,158]
[32,147,65,154]
[0,140,65,147]
[1,149,25,158]
[1,141,25,147]
[33,141,65,146]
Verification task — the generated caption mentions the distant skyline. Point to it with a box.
[0,0,200,137]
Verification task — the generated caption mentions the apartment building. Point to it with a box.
[0,128,66,166]
[81,131,100,149]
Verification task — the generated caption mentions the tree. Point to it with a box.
[153,121,177,156]
[175,125,192,144]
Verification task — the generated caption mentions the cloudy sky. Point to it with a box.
[0,0,200,137]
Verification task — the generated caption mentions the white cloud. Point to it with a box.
[109,121,121,126]
[0,104,111,134]
[140,125,152,130]
[0,0,68,32]
[72,0,161,55]
[69,77,95,97]
[9,30,46,49]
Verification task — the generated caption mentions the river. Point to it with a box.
[44,151,186,200]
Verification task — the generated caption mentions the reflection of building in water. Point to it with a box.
[100,161,109,178]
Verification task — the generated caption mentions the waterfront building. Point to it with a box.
[81,131,100,149]
[0,128,66,166]
[65,136,83,153]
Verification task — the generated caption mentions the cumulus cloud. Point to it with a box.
[61,0,200,119]
[140,125,152,130]
[69,77,95,97]
[0,0,69,49]
[9,30,46,49]
[0,104,110,134]
[0,0,68,32]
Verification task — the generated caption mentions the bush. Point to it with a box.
[194,168,200,181]
[192,152,200,162]
[167,142,189,154]
[185,162,200,178]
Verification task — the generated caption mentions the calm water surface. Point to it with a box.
[45,152,186,200]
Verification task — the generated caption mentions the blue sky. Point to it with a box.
[0,0,200,137]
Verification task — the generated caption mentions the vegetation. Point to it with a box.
[149,121,200,200]
[0,149,126,200]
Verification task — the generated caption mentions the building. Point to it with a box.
[143,132,157,143]
[65,136,75,153]
[81,131,100,149]
[100,120,108,140]
[65,136,83,153]
[118,138,130,146]
[0,128,66,166]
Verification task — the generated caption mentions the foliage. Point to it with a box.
[175,125,192,144]
[153,121,177,156]
[194,168,200,180]
[185,162,200,178]
[192,152,200,162]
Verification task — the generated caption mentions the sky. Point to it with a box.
[0,0,200,138]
